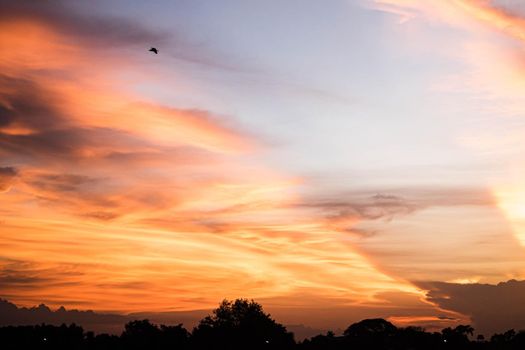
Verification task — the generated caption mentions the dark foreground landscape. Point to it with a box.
[1,299,524,350]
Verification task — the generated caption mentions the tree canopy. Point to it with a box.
[192,299,295,350]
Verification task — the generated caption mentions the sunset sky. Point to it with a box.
[2,0,525,336]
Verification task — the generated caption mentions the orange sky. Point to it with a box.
[2,0,525,334]
[0,5,422,314]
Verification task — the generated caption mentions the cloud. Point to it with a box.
[0,259,84,290]
[416,279,525,335]
[26,174,98,193]
[301,186,494,235]
[296,186,525,289]
[0,166,17,192]
[366,1,418,24]
[0,1,258,224]
[457,0,525,41]
[0,0,246,72]
[489,0,525,15]
[0,298,128,334]
[0,0,165,49]
[0,74,252,163]
[307,193,415,222]
[0,75,70,132]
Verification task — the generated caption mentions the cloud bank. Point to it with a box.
[417,279,525,335]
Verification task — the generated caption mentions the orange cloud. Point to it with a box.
[456,0,525,41]
[370,0,525,41]
[0,167,17,193]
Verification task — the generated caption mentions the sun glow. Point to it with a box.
[494,185,525,246]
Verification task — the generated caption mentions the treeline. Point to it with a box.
[1,299,525,349]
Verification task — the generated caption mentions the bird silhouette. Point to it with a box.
[149,47,158,54]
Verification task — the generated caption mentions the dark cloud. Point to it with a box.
[0,0,240,70]
[0,0,166,49]
[304,187,493,225]
[0,298,128,334]
[348,227,378,238]
[0,166,18,192]
[0,259,84,290]
[0,130,83,160]
[0,77,230,218]
[0,76,148,162]
[82,211,119,221]
[0,74,228,165]
[0,75,66,131]
[305,193,414,222]
[0,274,50,287]
[17,171,125,218]
[0,126,162,165]
[0,75,139,164]
[0,297,208,335]
[12,167,192,221]
[0,167,17,177]
[27,174,98,193]
[490,1,525,18]
[416,279,525,335]
[0,106,12,127]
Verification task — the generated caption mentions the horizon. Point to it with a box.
[0,295,522,341]
[2,0,525,339]
[6,298,523,349]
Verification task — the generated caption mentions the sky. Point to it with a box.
[2,0,525,336]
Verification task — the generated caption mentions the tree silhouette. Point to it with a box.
[299,331,341,350]
[87,332,121,350]
[0,323,85,350]
[491,329,516,345]
[159,324,190,349]
[441,324,474,348]
[395,326,441,350]
[121,320,161,349]
[121,319,189,349]
[343,318,397,348]
[191,299,294,350]
[344,318,397,337]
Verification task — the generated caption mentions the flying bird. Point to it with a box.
[149,47,158,54]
